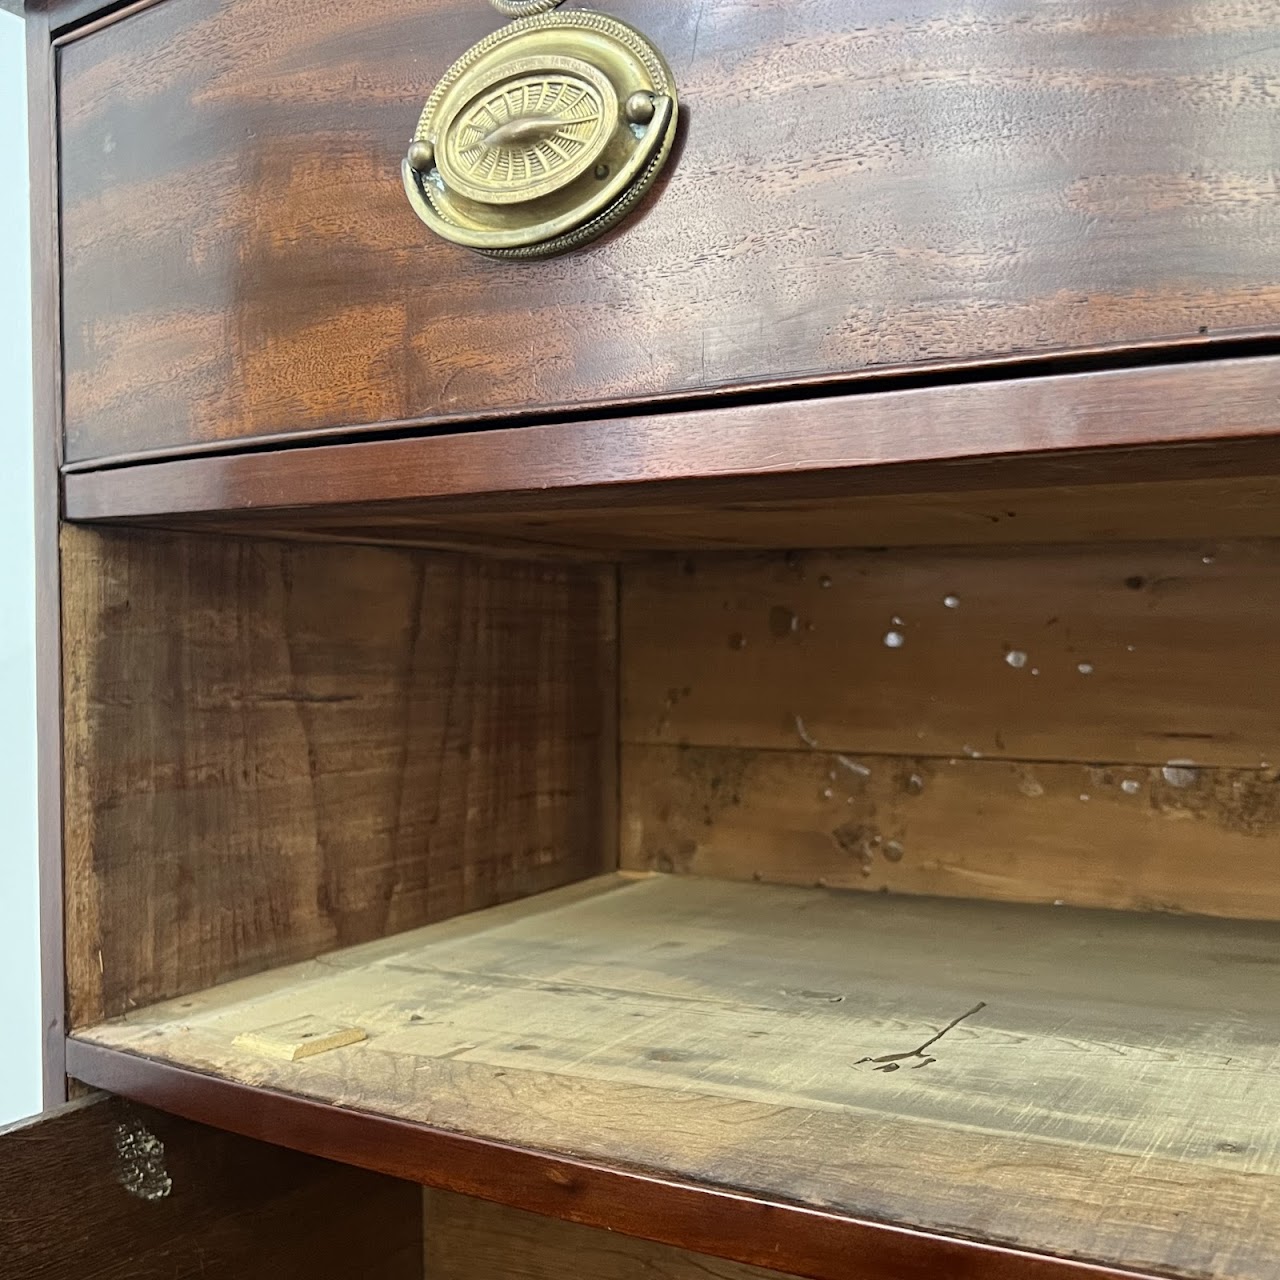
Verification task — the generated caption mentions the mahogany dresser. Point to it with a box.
[5,0,1280,1276]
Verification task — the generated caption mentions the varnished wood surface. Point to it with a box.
[67,1043,1141,1280]
[0,1094,423,1279]
[58,0,1280,463]
[61,525,614,1028]
[72,875,1280,1280]
[424,1188,796,1280]
[61,356,1280,536]
[26,7,67,1105]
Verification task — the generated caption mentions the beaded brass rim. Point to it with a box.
[402,11,679,258]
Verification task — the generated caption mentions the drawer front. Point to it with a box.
[59,0,1280,464]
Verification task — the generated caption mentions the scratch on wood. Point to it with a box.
[856,1001,987,1072]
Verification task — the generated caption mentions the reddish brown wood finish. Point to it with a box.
[57,0,1280,464]
[0,1094,423,1279]
[27,7,67,1107]
[63,356,1280,524]
[66,1040,1151,1280]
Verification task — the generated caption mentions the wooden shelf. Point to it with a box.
[68,874,1280,1280]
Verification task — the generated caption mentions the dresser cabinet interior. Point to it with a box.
[26,0,1280,1274]
[59,493,1280,1280]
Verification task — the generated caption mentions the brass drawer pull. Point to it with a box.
[403,8,678,258]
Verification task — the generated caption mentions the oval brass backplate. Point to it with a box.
[402,11,678,258]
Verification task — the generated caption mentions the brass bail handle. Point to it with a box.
[404,0,679,257]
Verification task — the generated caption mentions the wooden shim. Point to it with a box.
[234,1016,367,1062]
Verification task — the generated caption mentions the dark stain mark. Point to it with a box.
[994,730,1007,751]
[1151,770,1280,838]
[832,821,885,877]
[786,988,845,1003]
[408,1014,423,1022]
[646,1048,697,1062]
[1125,575,1146,590]
[856,1001,987,1072]
[682,558,697,576]
[1217,1141,1245,1153]
[512,1043,540,1051]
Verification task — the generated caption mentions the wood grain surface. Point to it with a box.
[620,542,1280,916]
[60,525,614,1028]
[424,1188,795,1280]
[67,1042,1142,1280]
[57,0,1280,463]
[622,746,1280,918]
[72,874,1280,1280]
[622,542,1280,767]
[176,469,1280,558]
[0,1094,422,1279]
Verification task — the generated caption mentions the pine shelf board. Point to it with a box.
[71,872,1280,1280]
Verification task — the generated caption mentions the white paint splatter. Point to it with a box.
[1005,650,1028,669]
[883,630,905,649]
[943,595,960,609]
[1077,662,1094,675]
[794,714,820,748]
[1162,760,1199,788]
[1121,779,1141,795]
[835,755,871,779]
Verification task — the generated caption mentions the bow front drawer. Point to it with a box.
[58,0,1280,464]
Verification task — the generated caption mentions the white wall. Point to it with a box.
[0,11,41,1127]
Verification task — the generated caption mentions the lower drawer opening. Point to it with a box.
[61,523,1280,1280]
